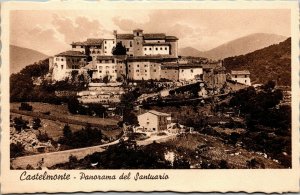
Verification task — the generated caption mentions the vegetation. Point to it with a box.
[58,125,104,149]
[224,38,291,86]
[112,42,127,55]
[10,142,25,158]
[67,98,107,117]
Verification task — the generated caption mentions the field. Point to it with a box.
[10,102,122,141]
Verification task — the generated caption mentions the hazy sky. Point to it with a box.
[10,9,290,56]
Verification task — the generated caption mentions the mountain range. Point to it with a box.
[10,45,48,74]
[179,33,287,59]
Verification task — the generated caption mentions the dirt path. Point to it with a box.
[11,139,120,169]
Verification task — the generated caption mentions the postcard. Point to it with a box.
[1,0,299,194]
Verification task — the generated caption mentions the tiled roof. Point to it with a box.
[96,55,115,60]
[148,110,171,116]
[116,34,134,39]
[71,41,86,46]
[178,63,202,69]
[144,33,166,40]
[165,36,179,40]
[85,38,104,45]
[231,70,250,75]
[55,50,86,57]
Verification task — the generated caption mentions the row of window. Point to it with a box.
[144,47,168,51]
[98,70,117,73]
[128,69,156,73]
[98,66,116,69]
[234,75,249,78]
[128,64,156,68]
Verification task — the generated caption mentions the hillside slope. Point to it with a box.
[179,33,287,59]
[10,45,48,74]
[223,38,291,86]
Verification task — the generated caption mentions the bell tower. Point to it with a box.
[133,29,143,56]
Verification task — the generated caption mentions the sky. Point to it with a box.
[10,9,290,56]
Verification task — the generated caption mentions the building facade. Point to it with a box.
[231,70,251,86]
[50,51,87,81]
[137,110,171,132]
[116,29,178,58]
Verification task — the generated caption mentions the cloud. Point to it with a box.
[52,14,110,44]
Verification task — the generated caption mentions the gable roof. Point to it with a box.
[85,38,104,46]
[55,50,86,57]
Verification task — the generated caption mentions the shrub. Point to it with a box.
[10,142,25,158]
[19,102,33,111]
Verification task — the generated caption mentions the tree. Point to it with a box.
[13,117,29,132]
[32,118,42,130]
[63,124,72,138]
[10,142,25,158]
[103,75,110,84]
[112,42,127,55]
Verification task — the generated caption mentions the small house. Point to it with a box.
[137,110,171,132]
[231,70,251,86]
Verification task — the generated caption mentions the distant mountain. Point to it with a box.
[10,45,48,74]
[223,37,291,86]
[179,33,287,59]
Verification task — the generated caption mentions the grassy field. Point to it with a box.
[10,102,122,141]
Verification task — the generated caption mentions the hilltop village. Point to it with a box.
[49,29,251,106]
[10,29,291,170]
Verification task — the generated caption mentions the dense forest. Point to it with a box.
[223,38,291,86]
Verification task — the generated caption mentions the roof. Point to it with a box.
[143,110,171,117]
[144,33,166,40]
[85,38,104,46]
[55,50,86,57]
[71,41,86,46]
[165,36,179,40]
[116,33,178,41]
[116,34,134,39]
[143,42,170,46]
[178,63,202,69]
[231,70,250,75]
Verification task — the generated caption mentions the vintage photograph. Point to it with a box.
[9,8,292,171]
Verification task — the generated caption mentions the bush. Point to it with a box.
[32,118,42,130]
[19,102,33,111]
[13,117,29,132]
[10,142,25,158]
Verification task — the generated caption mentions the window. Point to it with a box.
[72,45,76,48]
[137,64,139,67]
[97,51,100,54]
[105,60,109,63]
[105,51,107,53]
[115,70,117,72]
[137,42,139,45]
[106,66,109,69]
[144,48,147,51]
[120,66,122,68]
[137,32,139,36]
[191,69,193,73]
[113,41,115,44]
[81,46,84,48]
[235,75,237,78]
[158,41,160,43]
[129,65,131,67]
[149,48,152,50]
[156,48,158,50]
[105,46,107,49]
[99,70,102,73]
[129,70,131,72]
[130,41,132,47]
[144,64,148,67]
[61,58,64,61]
[126,48,129,52]
[145,70,147,72]
[61,65,64,69]
[165,47,167,50]
[136,70,139,72]
[160,47,162,50]
[105,41,107,44]
[154,69,156,72]
[245,75,248,78]
[147,122,150,125]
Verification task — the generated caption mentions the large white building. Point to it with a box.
[49,51,87,81]
[137,110,171,132]
[231,70,251,86]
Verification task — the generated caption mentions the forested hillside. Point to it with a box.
[223,38,291,86]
